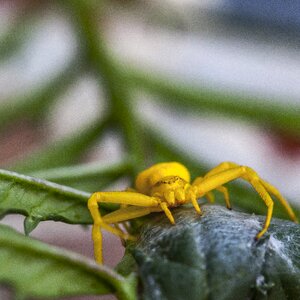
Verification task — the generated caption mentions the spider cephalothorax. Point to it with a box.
[135,162,190,195]
[135,162,197,209]
[88,161,298,264]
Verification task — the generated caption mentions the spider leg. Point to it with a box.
[193,176,231,209]
[105,206,163,253]
[260,179,298,223]
[215,186,231,209]
[194,166,280,239]
[159,202,175,224]
[120,188,138,209]
[203,162,297,222]
[193,177,214,203]
[205,191,215,203]
[164,191,176,206]
[175,188,185,202]
[188,188,202,214]
[202,162,238,209]
[102,205,162,223]
[88,192,159,264]
[203,162,240,178]
[151,191,178,224]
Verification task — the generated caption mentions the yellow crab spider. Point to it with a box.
[88,161,298,264]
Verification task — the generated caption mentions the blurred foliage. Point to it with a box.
[0,223,136,300]
[0,0,299,299]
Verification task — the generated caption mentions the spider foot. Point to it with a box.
[126,234,137,241]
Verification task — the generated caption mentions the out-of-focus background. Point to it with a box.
[0,0,300,299]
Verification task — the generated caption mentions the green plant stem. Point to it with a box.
[30,160,133,182]
[67,0,146,172]
[11,116,110,173]
[0,9,36,61]
[0,59,80,131]
[123,66,300,136]
[145,124,207,176]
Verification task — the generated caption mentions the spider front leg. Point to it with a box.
[88,192,160,264]
[192,177,231,209]
[194,163,298,239]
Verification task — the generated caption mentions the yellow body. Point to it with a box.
[88,161,298,264]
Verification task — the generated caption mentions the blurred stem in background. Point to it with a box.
[123,66,300,136]
[66,0,146,174]
[0,4,40,61]
[0,59,81,131]
[0,0,299,220]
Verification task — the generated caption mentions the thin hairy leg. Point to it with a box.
[193,176,231,208]
[260,179,298,222]
[204,162,240,178]
[194,166,275,238]
[88,192,159,264]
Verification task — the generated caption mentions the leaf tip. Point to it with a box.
[24,216,40,235]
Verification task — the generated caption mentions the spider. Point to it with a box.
[88,161,298,264]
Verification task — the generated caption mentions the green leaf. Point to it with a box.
[0,224,137,300]
[133,205,300,300]
[11,117,109,173]
[125,66,300,136]
[0,169,111,235]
